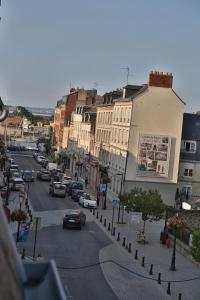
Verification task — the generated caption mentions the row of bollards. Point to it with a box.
[91,210,183,299]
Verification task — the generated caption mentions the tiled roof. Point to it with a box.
[182,113,200,140]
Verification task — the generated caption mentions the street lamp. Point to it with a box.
[15,192,26,245]
[168,213,187,271]
[116,173,123,223]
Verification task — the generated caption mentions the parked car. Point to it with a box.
[10,164,19,172]
[37,169,51,181]
[61,175,72,184]
[41,159,49,168]
[49,182,66,197]
[68,182,84,195]
[62,210,86,229]
[22,170,35,182]
[71,189,84,202]
[79,193,97,209]
[37,156,46,164]
[10,177,25,191]
[51,169,62,181]
[46,162,58,171]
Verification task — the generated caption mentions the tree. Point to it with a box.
[192,228,200,262]
[124,187,166,240]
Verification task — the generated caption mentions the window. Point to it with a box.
[184,169,193,177]
[181,186,192,198]
[183,140,196,153]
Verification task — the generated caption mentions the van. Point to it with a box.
[46,162,58,171]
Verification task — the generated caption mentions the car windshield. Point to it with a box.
[13,173,21,178]
[24,171,32,175]
[84,194,91,200]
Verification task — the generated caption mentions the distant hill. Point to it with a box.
[8,106,54,117]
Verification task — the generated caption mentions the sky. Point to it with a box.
[0,0,200,111]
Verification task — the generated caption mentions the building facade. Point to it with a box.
[178,113,200,207]
[124,71,185,205]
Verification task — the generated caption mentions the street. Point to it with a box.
[11,152,118,300]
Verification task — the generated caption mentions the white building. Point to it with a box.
[108,99,132,198]
[124,71,185,205]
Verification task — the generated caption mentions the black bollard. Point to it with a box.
[27,204,29,210]
[104,218,106,227]
[134,249,138,260]
[141,256,145,267]
[112,227,115,236]
[157,273,161,284]
[149,264,153,275]
[100,215,102,223]
[108,223,111,231]
[117,232,120,241]
[167,282,171,295]
[178,293,182,300]
[93,209,95,215]
[96,212,99,219]
[25,199,28,206]
[122,237,126,247]
[21,248,25,260]
[128,243,131,253]
[90,208,92,213]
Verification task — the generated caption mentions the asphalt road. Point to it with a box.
[11,152,118,300]
[11,152,78,211]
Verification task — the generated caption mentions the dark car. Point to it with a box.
[62,210,86,229]
[41,159,49,168]
[68,182,84,195]
[71,189,84,202]
[37,169,51,181]
[22,170,35,182]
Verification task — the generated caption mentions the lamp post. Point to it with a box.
[168,213,187,271]
[117,173,123,223]
[16,193,25,245]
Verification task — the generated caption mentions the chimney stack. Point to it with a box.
[149,71,173,88]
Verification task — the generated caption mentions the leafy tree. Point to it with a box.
[124,187,166,239]
[192,228,200,262]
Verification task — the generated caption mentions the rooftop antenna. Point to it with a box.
[121,66,134,85]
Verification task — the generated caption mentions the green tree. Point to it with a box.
[192,228,200,262]
[124,187,166,240]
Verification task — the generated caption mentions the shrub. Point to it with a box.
[192,228,200,262]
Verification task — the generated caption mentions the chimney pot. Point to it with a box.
[148,71,173,88]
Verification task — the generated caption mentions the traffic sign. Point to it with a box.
[112,199,120,206]
[99,183,107,192]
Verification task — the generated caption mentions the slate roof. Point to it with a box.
[182,113,200,140]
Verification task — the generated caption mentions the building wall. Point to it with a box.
[126,86,184,184]
[62,126,70,149]
[108,100,132,198]
[94,105,113,164]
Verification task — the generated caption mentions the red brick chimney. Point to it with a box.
[148,71,173,88]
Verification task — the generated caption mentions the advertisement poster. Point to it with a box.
[137,134,171,177]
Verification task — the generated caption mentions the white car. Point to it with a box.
[61,175,72,185]
[37,156,46,164]
[10,177,25,191]
[79,193,97,209]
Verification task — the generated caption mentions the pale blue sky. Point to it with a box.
[0,0,200,111]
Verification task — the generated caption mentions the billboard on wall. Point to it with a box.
[137,134,171,178]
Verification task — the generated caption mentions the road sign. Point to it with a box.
[112,199,120,206]
[31,217,41,231]
[99,183,107,192]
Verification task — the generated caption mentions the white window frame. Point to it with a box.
[183,140,196,153]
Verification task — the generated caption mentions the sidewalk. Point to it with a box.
[63,168,200,299]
